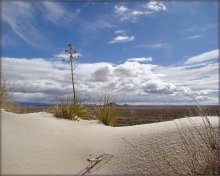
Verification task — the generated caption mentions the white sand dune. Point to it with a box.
[2,110,219,175]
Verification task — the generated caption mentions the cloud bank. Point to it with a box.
[2,49,218,105]
[184,49,219,65]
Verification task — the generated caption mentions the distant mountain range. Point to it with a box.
[17,102,50,107]
[17,102,218,107]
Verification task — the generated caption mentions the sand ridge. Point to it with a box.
[2,110,219,175]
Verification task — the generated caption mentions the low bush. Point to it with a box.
[1,79,11,110]
[156,105,219,175]
[49,98,91,120]
[0,79,24,113]
[92,95,119,126]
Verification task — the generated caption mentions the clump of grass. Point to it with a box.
[92,95,119,126]
[49,98,91,120]
[188,104,219,117]
[156,105,219,175]
[0,79,24,113]
[0,79,11,109]
[176,117,219,175]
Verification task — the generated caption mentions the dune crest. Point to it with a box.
[2,110,219,175]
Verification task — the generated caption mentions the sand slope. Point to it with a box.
[2,110,219,175]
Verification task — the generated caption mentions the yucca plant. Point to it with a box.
[61,43,80,104]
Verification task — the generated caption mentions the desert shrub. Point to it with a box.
[92,94,119,126]
[188,104,219,117]
[156,106,219,175]
[0,79,11,109]
[0,79,24,113]
[49,98,91,120]
[176,116,219,175]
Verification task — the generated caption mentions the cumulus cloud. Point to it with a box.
[142,79,176,94]
[2,53,218,105]
[114,5,128,13]
[114,4,152,22]
[114,2,167,22]
[88,66,111,82]
[54,52,82,60]
[108,35,135,44]
[184,49,219,65]
[154,61,218,94]
[145,1,167,12]
[142,79,192,95]
[54,53,70,60]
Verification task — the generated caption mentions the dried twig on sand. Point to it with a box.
[80,154,113,176]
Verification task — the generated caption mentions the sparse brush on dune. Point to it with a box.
[1,79,11,109]
[49,98,91,120]
[92,94,119,126]
[188,103,219,117]
[0,79,24,114]
[155,105,219,175]
[49,43,89,120]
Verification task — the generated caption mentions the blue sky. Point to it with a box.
[2,1,219,105]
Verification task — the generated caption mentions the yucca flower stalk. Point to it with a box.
[62,43,80,104]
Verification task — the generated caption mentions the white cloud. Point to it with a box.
[40,2,80,27]
[114,2,167,22]
[2,2,46,48]
[108,35,135,44]
[54,53,70,60]
[184,49,219,65]
[2,53,218,105]
[154,62,218,92]
[185,35,203,40]
[127,57,153,62]
[114,5,128,13]
[140,43,169,49]
[115,29,126,34]
[146,1,167,12]
[2,2,79,47]
[41,2,69,26]
[88,66,111,82]
[54,52,82,60]
[78,15,117,36]
[132,10,144,16]
[186,23,217,33]
[114,4,152,22]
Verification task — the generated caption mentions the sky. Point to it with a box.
[1,1,219,105]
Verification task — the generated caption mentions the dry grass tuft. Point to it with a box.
[1,79,11,109]
[0,79,25,113]
[49,98,91,120]
[176,107,219,175]
[156,105,219,175]
[92,94,119,126]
